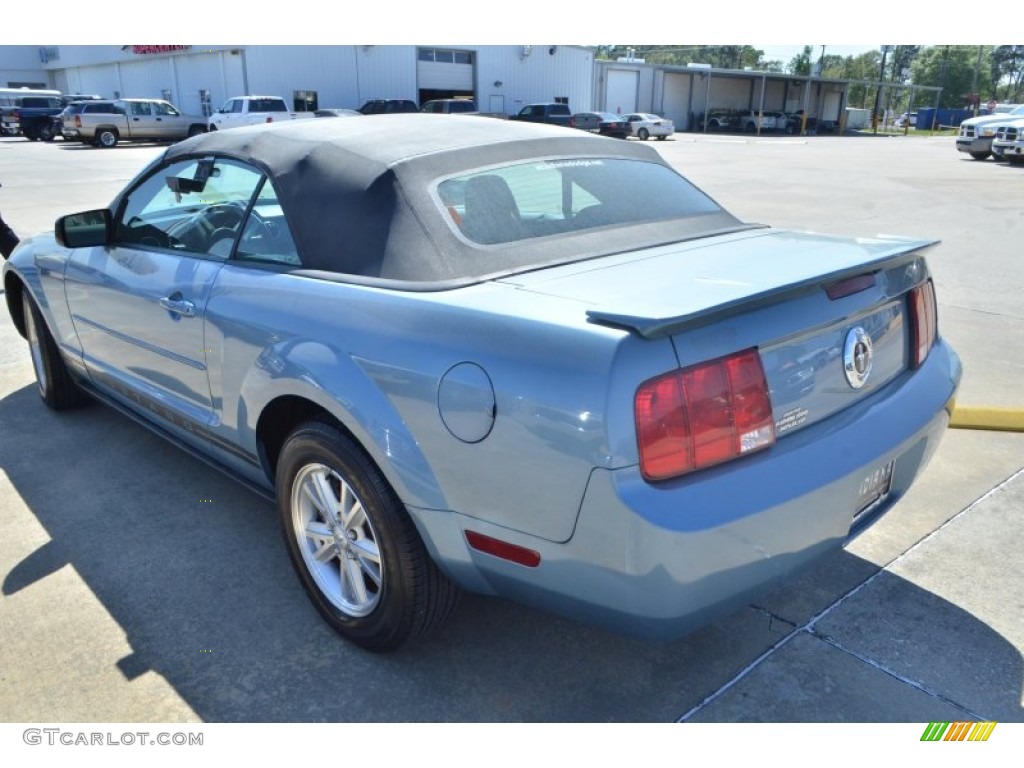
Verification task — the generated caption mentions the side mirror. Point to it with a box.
[55,209,112,249]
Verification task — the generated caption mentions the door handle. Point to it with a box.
[159,295,196,317]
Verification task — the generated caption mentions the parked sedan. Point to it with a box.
[570,111,628,138]
[314,108,362,118]
[4,116,960,652]
[622,112,675,140]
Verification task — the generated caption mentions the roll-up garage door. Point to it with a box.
[417,48,475,101]
[606,69,638,115]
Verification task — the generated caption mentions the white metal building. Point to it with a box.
[595,59,850,131]
[4,45,927,135]
[3,45,597,118]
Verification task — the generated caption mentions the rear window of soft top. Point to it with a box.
[437,157,722,246]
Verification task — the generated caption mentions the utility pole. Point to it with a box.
[872,45,891,133]
[971,45,983,116]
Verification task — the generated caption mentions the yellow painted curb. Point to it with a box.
[949,406,1024,432]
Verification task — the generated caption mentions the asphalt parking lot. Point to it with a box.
[0,132,1021,724]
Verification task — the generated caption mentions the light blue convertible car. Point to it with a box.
[3,115,961,651]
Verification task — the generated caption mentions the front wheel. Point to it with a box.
[22,292,89,410]
[39,124,55,141]
[637,127,650,141]
[276,421,460,652]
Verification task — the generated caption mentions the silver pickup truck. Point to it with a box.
[61,98,208,147]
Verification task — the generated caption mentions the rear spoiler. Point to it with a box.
[586,237,938,339]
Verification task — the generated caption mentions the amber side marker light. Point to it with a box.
[465,531,541,568]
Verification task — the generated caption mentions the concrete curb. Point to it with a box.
[949,405,1024,432]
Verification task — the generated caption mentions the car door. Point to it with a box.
[64,156,265,435]
[124,99,159,138]
[213,98,242,128]
[150,100,186,139]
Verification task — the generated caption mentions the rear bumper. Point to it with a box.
[415,338,960,640]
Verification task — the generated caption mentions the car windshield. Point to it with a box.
[437,158,722,247]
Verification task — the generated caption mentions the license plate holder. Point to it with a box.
[854,460,895,518]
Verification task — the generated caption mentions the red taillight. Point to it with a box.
[635,348,775,481]
[910,280,937,368]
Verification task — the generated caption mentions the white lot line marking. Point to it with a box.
[676,464,1024,722]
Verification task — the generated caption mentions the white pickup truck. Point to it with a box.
[207,95,315,131]
[956,104,1024,160]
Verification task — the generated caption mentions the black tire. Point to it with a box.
[96,128,118,148]
[187,124,206,138]
[969,151,990,161]
[637,127,649,141]
[276,420,460,652]
[39,124,55,142]
[21,291,89,410]
[656,134,667,141]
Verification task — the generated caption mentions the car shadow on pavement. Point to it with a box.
[1,383,1020,723]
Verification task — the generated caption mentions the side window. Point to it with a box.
[229,100,243,113]
[130,102,151,117]
[153,101,178,116]
[116,157,264,259]
[235,179,301,266]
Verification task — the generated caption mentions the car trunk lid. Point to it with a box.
[497,228,936,439]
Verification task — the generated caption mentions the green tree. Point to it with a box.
[991,45,1024,101]
[788,45,813,76]
[842,51,883,108]
[818,54,848,78]
[911,46,993,108]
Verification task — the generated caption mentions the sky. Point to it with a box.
[755,45,881,65]
[3,2,953,46]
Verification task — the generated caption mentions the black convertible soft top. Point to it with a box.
[161,114,748,287]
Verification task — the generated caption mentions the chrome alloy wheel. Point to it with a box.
[23,293,48,397]
[290,463,383,617]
